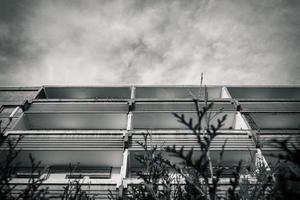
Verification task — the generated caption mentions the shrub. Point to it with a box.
[123,84,300,200]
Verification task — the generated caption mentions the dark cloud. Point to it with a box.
[0,0,29,71]
[0,0,299,86]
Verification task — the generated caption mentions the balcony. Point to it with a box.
[12,101,128,131]
[127,130,256,178]
[2,132,124,166]
[4,102,127,174]
[242,112,300,165]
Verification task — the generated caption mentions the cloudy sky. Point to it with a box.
[0,0,299,86]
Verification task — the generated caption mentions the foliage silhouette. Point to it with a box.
[122,83,300,200]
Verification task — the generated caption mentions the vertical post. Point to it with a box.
[2,106,21,135]
[126,112,132,131]
[121,149,129,180]
[234,112,251,130]
[9,106,20,121]
[130,86,136,99]
[33,86,45,99]
[221,86,231,98]
[118,86,136,198]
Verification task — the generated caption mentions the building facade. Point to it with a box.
[0,86,299,199]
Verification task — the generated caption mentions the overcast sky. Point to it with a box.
[0,0,299,86]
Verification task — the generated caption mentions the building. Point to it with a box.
[0,85,299,199]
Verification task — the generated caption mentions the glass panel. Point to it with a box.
[0,90,38,101]
[128,148,254,176]
[28,102,128,112]
[14,151,123,167]
[132,112,234,129]
[61,166,112,179]
[227,87,300,99]
[134,102,235,111]
[38,87,131,99]
[3,134,124,167]
[15,167,43,178]
[13,113,127,130]
[240,102,300,112]
[135,86,222,99]
[248,113,300,129]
